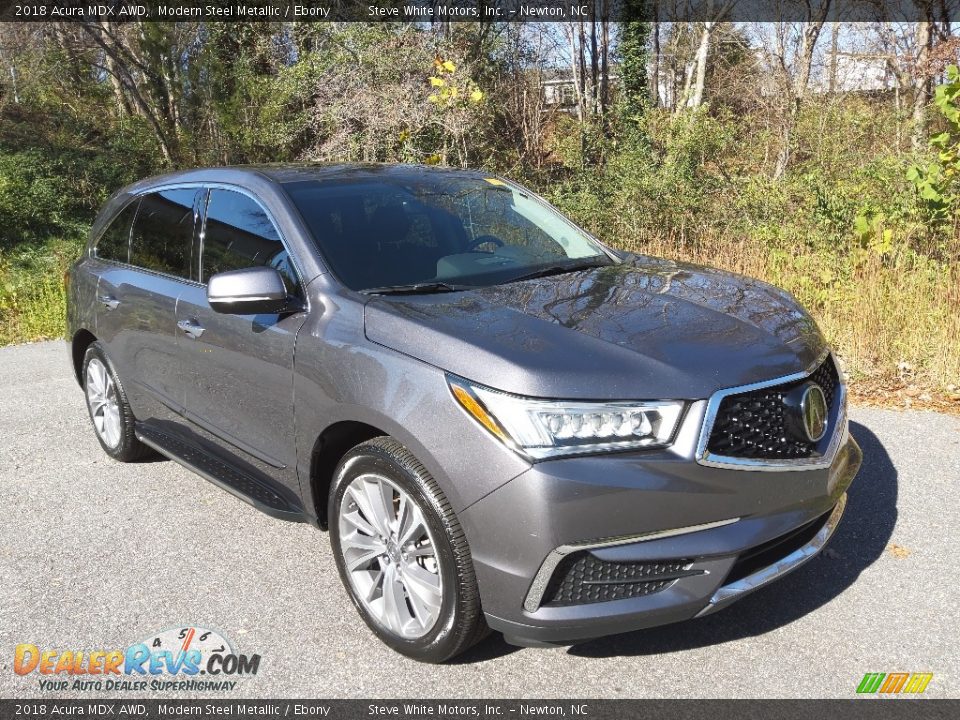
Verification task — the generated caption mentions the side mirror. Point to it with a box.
[207,267,290,315]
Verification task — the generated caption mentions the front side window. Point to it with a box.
[201,189,301,298]
[284,175,611,292]
[129,189,199,278]
[94,200,139,263]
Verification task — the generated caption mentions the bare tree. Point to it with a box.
[672,1,737,112]
[912,13,933,150]
[753,3,832,178]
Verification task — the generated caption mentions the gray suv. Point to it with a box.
[66,164,862,662]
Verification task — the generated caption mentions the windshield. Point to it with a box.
[283,175,612,292]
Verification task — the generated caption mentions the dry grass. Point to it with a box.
[2,234,957,413]
[628,232,960,413]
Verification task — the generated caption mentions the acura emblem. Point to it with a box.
[783,382,828,442]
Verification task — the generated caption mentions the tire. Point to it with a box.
[82,342,150,462]
[329,436,488,662]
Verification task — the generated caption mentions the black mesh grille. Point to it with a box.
[724,510,831,585]
[542,554,696,607]
[706,356,841,460]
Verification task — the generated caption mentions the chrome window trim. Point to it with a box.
[695,493,847,616]
[125,181,310,312]
[88,257,206,289]
[91,190,203,286]
[694,349,847,472]
[192,182,309,304]
[523,516,740,613]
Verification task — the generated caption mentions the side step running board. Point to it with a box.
[136,423,306,523]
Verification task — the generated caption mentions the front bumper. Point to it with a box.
[458,399,862,646]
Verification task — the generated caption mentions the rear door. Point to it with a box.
[175,187,307,498]
[94,188,202,424]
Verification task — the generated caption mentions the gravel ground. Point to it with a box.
[0,341,957,699]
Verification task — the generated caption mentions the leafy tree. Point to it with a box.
[619,1,652,117]
[908,65,960,223]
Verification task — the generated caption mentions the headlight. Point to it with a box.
[448,376,686,460]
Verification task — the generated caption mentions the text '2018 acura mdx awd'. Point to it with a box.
[67,164,861,662]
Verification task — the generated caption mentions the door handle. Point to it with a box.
[177,319,205,339]
[98,294,120,311]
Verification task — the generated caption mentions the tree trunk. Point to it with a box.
[0,42,19,104]
[566,23,585,124]
[81,22,176,163]
[649,8,660,106]
[589,14,599,115]
[689,22,714,108]
[912,19,933,151]
[829,22,839,93]
[794,15,829,103]
[774,6,831,179]
[577,20,588,120]
[599,3,610,117]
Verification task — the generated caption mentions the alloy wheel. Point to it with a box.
[338,473,443,639]
[85,357,122,449]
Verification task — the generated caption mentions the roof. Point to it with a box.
[124,163,496,192]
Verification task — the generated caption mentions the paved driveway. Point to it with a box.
[0,341,957,698]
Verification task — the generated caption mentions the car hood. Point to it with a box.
[363,254,827,400]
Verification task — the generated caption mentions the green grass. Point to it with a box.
[0,239,78,346]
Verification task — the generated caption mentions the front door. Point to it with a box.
[175,188,307,499]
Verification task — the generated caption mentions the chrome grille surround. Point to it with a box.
[695,350,848,472]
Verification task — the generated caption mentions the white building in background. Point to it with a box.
[811,53,897,93]
[540,72,620,112]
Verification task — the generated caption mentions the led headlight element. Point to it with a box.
[448,376,685,460]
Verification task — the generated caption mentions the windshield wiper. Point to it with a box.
[361,281,472,296]
[503,259,611,285]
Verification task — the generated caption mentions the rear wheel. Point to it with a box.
[329,437,488,662]
[82,342,149,462]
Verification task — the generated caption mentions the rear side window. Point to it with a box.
[94,200,139,263]
[202,189,301,297]
[129,189,199,278]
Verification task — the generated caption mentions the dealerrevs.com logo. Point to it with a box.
[13,626,260,692]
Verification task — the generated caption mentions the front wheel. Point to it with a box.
[329,437,488,662]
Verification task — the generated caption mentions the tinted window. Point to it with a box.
[284,177,608,292]
[94,200,139,263]
[130,189,198,278]
[202,189,301,297]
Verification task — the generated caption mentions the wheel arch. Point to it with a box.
[309,420,386,529]
[71,329,98,386]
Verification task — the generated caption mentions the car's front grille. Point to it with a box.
[542,553,697,607]
[706,356,841,460]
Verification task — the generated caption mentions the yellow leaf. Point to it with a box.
[429,77,445,87]
[470,89,484,103]
[442,60,456,73]
[425,154,442,165]
[427,94,439,104]
[448,86,458,98]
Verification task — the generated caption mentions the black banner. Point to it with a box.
[1,700,959,720]
[1,0,960,23]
